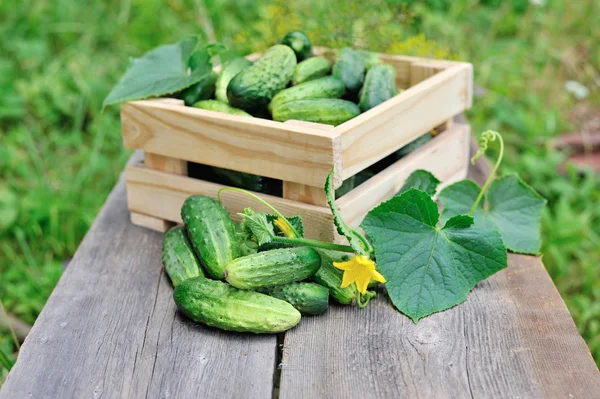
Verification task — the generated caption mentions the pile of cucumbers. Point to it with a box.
[163,195,361,334]
[180,30,400,127]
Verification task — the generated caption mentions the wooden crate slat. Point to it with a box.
[336,121,470,227]
[130,211,174,232]
[144,153,188,175]
[121,99,342,188]
[337,62,473,180]
[125,164,336,242]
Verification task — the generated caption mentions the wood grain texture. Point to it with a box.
[337,62,473,180]
[278,144,600,399]
[130,211,174,232]
[144,153,188,175]
[0,176,277,399]
[125,164,337,242]
[336,121,470,227]
[121,99,341,188]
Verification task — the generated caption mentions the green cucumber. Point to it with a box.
[272,98,360,126]
[180,72,218,106]
[181,195,239,280]
[292,56,331,85]
[162,226,204,286]
[259,282,329,315]
[332,47,366,95]
[356,50,381,70]
[211,167,265,192]
[216,57,253,103]
[395,132,433,159]
[227,45,296,110]
[174,277,300,333]
[313,250,356,305]
[269,76,345,112]
[281,30,312,61]
[358,64,397,112]
[192,100,252,117]
[224,247,321,290]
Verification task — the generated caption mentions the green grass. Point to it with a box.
[1,0,598,381]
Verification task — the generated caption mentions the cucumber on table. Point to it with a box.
[224,247,321,290]
[181,195,239,280]
[216,57,253,103]
[162,226,204,286]
[313,250,356,305]
[272,98,360,126]
[332,47,366,95]
[192,100,252,117]
[292,56,331,85]
[268,76,345,112]
[259,282,329,315]
[174,277,301,333]
[358,64,397,112]
[227,45,296,111]
[281,30,313,61]
[180,72,218,106]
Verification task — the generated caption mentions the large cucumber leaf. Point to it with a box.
[439,175,546,255]
[361,189,507,322]
[397,169,440,197]
[103,37,216,107]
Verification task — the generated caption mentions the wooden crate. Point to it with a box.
[121,48,473,241]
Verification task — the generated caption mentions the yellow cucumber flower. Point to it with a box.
[333,255,386,295]
[274,217,296,238]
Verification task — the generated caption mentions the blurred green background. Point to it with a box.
[1,0,599,380]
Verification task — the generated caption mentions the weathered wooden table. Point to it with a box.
[2,148,599,399]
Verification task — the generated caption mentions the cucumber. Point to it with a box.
[227,45,296,111]
[332,47,366,95]
[259,282,329,315]
[174,277,301,333]
[192,100,252,117]
[180,72,218,106]
[292,56,331,85]
[313,250,356,305]
[181,195,239,280]
[272,98,360,126]
[224,247,321,290]
[358,64,397,112]
[281,30,312,61]
[395,132,433,159]
[162,226,204,286]
[356,50,381,70]
[216,57,253,103]
[268,76,345,112]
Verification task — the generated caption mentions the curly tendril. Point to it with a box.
[469,131,505,216]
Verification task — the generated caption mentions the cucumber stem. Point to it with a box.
[469,131,505,217]
[271,236,355,253]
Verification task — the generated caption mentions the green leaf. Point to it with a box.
[325,169,368,254]
[103,37,214,107]
[265,214,304,238]
[0,348,14,371]
[397,169,440,196]
[439,175,546,254]
[361,189,507,322]
[239,209,274,246]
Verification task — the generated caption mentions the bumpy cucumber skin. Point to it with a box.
[225,247,321,290]
[174,277,301,333]
[216,58,253,103]
[313,250,356,305]
[292,56,331,85]
[181,195,239,280]
[281,31,313,61]
[227,45,296,111]
[180,72,218,106]
[162,226,204,286]
[358,64,397,112]
[260,282,329,315]
[192,100,252,117]
[332,48,366,95]
[268,76,344,112]
[356,50,381,70]
[272,98,360,126]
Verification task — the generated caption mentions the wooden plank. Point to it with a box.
[282,182,328,207]
[121,99,342,188]
[336,121,470,227]
[0,175,277,399]
[125,164,336,242]
[130,211,174,232]
[144,153,188,175]
[337,62,473,180]
[278,143,600,399]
